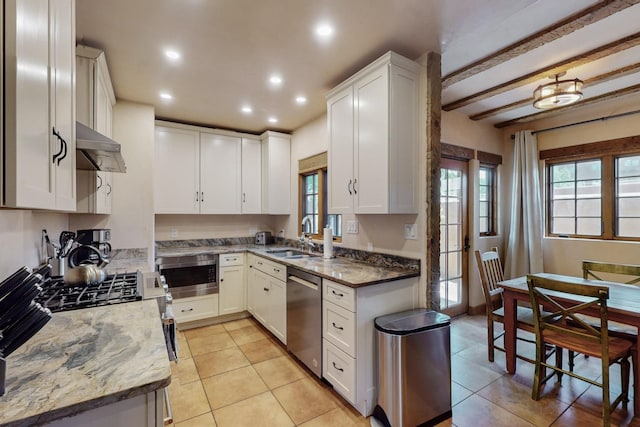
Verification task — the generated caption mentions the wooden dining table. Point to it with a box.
[499,272,640,413]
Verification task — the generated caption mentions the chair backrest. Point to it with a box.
[582,260,640,285]
[526,274,610,358]
[475,248,505,310]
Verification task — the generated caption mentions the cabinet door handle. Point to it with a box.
[274,268,280,273]
[263,287,269,292]
[332,362,344,372]
[196,192,199,202]
[332,322,344,331]
[243,193,246,203]
[58,137,68,166]
[332,290,344,297]
[353,178,357,195]
[181,308,194,312]
[96,174,103,190]
[201,192,204,202]
[51,127,64,164]
[347,179,353,195]
[106,183,112,195]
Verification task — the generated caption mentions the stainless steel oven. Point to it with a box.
[156,253,218,299]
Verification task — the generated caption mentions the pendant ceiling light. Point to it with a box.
[533,73,583,109]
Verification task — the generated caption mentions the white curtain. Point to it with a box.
[505,130,544,278]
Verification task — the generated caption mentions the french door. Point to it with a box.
[439,158,469,316]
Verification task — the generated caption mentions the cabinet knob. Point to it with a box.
[220,278,224,282]
[263,287,269,292]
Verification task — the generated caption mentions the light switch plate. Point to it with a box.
[346,220,359,234]
[404,224,417,240]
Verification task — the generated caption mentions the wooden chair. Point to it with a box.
[474,249,560,367]
[569,261,640,370]
[526,274,634,427]
[583,260,640,285]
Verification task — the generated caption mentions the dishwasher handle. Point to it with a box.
[288,275,319,291]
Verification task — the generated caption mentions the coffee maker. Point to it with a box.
[73,229,112,264]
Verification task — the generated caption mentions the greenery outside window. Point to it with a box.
[478,165,496,236]
[299,154,341,240]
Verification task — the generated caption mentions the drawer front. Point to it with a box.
[219,252,244,267]
[323,279,355,312]
[253,257,286,282]
[323,339,356,403]
[173,294,219,324]
[323,301,356,357]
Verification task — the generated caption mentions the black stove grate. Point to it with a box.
[35,272,141,313]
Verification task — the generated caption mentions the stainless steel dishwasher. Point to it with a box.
[286,267,322,377]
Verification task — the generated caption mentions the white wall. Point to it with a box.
[69,101,156,270]
[0,211,68,277]
[501,95,640,280]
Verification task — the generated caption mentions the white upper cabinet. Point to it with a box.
[261,131,291,215]
[154,122,266,215]
[327,51,420,214]
[200,132,241,214]
[75,45,116,214]
[3,0,76,211]
[241,138,262,214]
[154,126,200,214]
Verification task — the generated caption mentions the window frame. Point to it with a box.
[298,166,342,241]
[478,163,497,237]
[544,149,640,241]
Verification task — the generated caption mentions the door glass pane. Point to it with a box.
[439,163,467,313]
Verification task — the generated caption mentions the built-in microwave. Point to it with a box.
[156,253,218,299]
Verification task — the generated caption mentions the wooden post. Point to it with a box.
[425,52,442,310]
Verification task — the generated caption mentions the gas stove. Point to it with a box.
[35,272,142,313]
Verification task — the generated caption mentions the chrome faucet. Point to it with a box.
[300,216,313,251]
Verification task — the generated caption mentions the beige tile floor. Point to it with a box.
[168,314,639,427]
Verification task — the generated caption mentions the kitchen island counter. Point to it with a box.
[0,300,171,427]
[157,244,420,288]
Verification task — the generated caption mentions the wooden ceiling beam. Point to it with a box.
[443,31,640,111]
[442,0,640,89]
[494,83,640,128]
[470,61,640,120]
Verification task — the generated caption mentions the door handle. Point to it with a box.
[464,235,470,252]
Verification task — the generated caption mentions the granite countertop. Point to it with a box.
[156,245,420,288]
[0,300,171,427]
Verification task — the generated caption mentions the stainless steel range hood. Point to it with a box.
[76,121,127,173]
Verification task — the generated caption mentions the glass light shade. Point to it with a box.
[533,78,583,109]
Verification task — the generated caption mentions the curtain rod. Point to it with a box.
[509,108,640,139]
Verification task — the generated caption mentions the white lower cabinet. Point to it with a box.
[44,389,163,427]
[246,255,287,344]
[173,294,219,324]
[321,278,417,416]
[219,253,246,316]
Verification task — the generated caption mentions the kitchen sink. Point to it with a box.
[265,249,314,259]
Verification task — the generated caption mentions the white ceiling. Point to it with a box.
[76,0,640,134]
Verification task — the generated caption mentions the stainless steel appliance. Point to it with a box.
[286,267,322,377]
[156,253,218,299]
[74,229,112,264]
[255,231,273,245]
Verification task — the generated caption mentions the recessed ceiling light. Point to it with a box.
[295,96,307,105]
[160,92,173,100]
[241,105,253,114]
[268,117,278,124]
[315,22,334,41]
[269,75,283,86]
[164,49,181,61]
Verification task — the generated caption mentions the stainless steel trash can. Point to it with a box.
[373,309,451,427]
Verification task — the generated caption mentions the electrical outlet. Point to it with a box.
[404,223,417,240]
[170,229,178,238]
[346,220,359,234]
